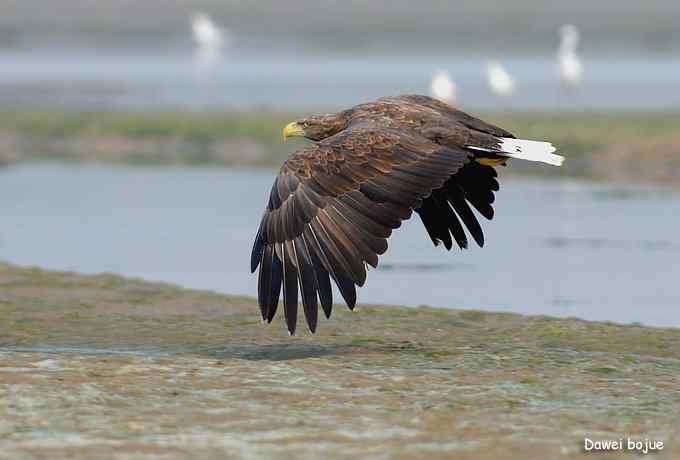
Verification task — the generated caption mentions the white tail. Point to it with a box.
[469,138,565,166]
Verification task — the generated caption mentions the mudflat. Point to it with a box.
[1,262,679,459]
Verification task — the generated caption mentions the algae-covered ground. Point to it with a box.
[1,110,680,184]
[1,262,679,459]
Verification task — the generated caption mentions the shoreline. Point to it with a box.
[1,257,677,331]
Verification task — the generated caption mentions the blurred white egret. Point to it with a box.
[558,24,583,88]
[429,70,457,105]
[486,62,515,98]
[191,12,224,50]
[191,12,226,66]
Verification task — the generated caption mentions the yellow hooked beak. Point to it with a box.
[282,122,305,141]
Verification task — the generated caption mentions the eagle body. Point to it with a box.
[251,95,563,334]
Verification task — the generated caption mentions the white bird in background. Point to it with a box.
[558,24,583,88]
[191,12,224,50]
[429,70,457,106]
[486,62,515,98]
[191,12,226,65]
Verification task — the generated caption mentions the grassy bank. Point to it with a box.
[1,262,679,459]
[1,110,679,183]
[0,111,291,168]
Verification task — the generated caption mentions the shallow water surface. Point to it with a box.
[1,49,679,111]
[1,164,678,327]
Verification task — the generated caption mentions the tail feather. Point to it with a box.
[469,138,564,166]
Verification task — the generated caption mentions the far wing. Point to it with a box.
[380,94,516,138]
[250,126,471,334]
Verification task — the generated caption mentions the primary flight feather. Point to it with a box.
[251,95,564,334]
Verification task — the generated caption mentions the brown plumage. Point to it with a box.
[251,95,563,334]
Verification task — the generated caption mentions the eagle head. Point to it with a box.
[283,113,349,142]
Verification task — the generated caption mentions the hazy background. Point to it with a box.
[3,0,680,54]
[1,0,679,111]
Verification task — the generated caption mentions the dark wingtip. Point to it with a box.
[251,233,264,273]
[319,289,333,319]
[335,275,357,311]
[266,298,279,323]
[303,304,318,334]
[284,308,298,336]
[286,310,297,335]
[471,231,484,248]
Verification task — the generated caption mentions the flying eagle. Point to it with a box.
[251,95,563,334]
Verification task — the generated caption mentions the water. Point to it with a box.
[1,48,679,111]
[1,163,678,327]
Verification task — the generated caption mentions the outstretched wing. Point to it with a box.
[250,125,471,334]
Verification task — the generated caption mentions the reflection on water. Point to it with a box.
[1,163,679,327]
